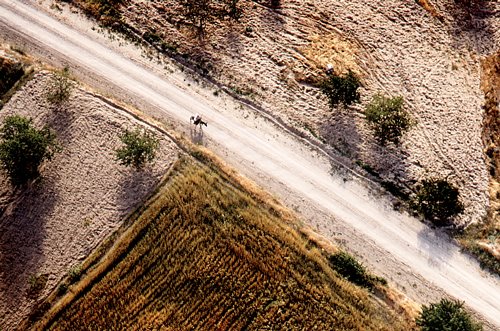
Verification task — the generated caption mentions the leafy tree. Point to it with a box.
[0,115,59,186]
[180,0,241,36]
[116,128,159,169]
[319,70,361,108]
[222,0,242,20]
[416,299,482,331]
[46,67,73,104]
[364,94,414,145]
[413,179,464,226]
[180,0,213,35]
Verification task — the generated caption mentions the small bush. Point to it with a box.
[116,128,159,169]
[0,115,60,186]
[270,0,281,8]
[413,179,464,226]
[416,299,482,331]
[328,251,383,290]
[319,70,361,108]
[67,264,82,282]
[46,67,73,104]
[57,282,68,296]
[364,94,414,145]
[27,273,48,297]
[82,0,123,26]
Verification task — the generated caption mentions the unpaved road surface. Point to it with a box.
[1,0,499,329]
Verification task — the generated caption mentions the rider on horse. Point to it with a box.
[190,113,207,127]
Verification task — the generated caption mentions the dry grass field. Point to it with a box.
[35,158,412,330]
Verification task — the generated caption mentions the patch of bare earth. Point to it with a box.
[109,0,500,227]
[0,72,179,329]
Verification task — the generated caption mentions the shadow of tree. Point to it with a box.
[116,167,156,214]
[446,0,498,54]
[319,107,362,162]
[417,225,455,267]
[0,175,57,319]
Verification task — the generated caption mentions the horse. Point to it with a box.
[190,114,208,127]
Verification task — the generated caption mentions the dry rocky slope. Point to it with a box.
[0,70,178,329]
[113,0,499,227]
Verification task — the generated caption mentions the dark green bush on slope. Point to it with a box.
[416,299,482,331]
[320,70,361,108]
[413,179,464,226]
[0,115,60,186]
[115,128,159,169]
[364,94,414,145]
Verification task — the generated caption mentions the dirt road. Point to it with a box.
[1,0,499,328]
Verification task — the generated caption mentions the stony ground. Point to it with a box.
[114,0,499,227]
[0,72,179,329]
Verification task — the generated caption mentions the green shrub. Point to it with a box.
[67,264,82,282]
[413,179,464,226]
[319,70,361,108]
[116,128,159,169]
[328,251,384,289]
[364,94,414,145]
[416,299,482,331]
[0,115,60,186]
[46,67,73,104]
[27,273,48,297]
[57,282,68,296]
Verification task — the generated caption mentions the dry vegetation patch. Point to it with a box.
[0,71,178,329]
[38,159,411,330]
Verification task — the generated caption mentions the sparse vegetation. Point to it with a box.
[412,179,464,226]
[46,67,73,104]
[27,274,48,298]
[41,160,407,330]
[180,0,241,36]
[319,70,361,108]
[416,298,482,331]
[56,283,68,296]
[0,115,60,186]
[270,0,281,8]
[115,128,159,169]
[77,0,124,26]
[67,264,82,282]
[328,251,386,290]
[364,94,415,145]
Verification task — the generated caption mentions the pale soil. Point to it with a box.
[1,1,500,329]
[118,0,500,227]
[0,72,179,329]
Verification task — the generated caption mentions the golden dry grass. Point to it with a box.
[38,157,409,330]
[298,32,362,79]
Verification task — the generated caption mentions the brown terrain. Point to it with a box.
[0,61,179,328]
